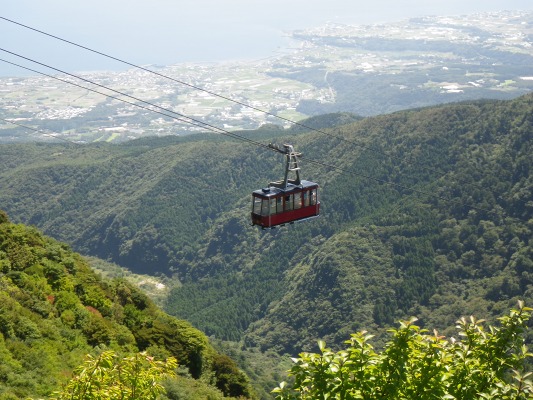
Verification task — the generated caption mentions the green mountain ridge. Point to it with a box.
[0,211,253,399]
[0,95,532,364]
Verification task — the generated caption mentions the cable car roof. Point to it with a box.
[252,180,318,198]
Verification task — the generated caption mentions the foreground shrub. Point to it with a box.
[274,301,532,399]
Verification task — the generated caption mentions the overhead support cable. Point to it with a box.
[0,117,78,144]
[0,15,520,206]
[0,53,276,153]
[0,40,523,219]
[0,49,225,135]
[0,16,444,161]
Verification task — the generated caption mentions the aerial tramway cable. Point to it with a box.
[0,53,276,151]
[0,117,78,144]
[0,50,233,135]
[0,15,521,207]
[0,16,404,157]
[0,53,505,218]
[0,17,479,165]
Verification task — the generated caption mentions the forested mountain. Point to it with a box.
[0,211,253,399]
[0,94,531,375]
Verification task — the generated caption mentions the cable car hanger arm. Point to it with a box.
[268,144,302,189]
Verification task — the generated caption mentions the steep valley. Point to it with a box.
[1,94,532,397]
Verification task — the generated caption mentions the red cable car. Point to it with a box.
[251,144,320,228]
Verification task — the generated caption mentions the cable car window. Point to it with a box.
[270,198,277,215]
[253,197,262,214]
[310,189,317,206]
[294,192,302,209]
[277,197,283,214]
[303,191,309,207]
[261,199,270,216]
[285,194,293,211]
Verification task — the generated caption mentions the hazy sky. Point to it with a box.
[1,0,532,76]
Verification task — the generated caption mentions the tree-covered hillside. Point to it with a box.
[0,95,531,364]
[0,211,253,399]
[245,94,533,353]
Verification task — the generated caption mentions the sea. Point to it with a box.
[1,0,532,77]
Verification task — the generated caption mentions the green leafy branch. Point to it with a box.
[273,302,532,400]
